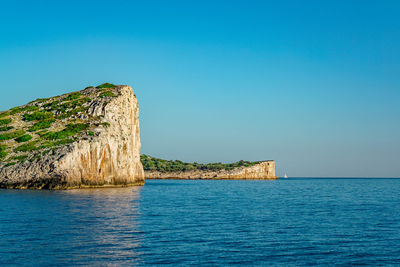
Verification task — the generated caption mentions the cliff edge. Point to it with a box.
[142,155,277,180]
[0,84,144,189]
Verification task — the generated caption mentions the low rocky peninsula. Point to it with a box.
[0,84,144,189]
[141,155,278,180]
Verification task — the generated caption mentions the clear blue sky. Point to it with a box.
[0,0,399,177]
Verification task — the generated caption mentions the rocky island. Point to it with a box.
[141,155,277,180]
[0,83,144,189]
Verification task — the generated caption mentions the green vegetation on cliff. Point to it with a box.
[0,145,7,159]
[64,92,82,101]
[99,91,116,98]
[43,123,88,140]
[0,118,12,125]
[97,83,116,89]
[0,83,118,164]
[23,111,53,122]
[28,119,56,132]
[0,130,25,141]
[0,126,13,132]
[14,134,33,143]
[141,155,260,172]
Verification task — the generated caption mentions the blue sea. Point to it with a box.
[1,178,400,266]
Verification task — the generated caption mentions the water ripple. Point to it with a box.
[1,178,400,265]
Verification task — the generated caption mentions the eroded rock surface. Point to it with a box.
[0,84,144,189]
[145,161,277,180]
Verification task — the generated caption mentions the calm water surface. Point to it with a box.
[1,178,400,266]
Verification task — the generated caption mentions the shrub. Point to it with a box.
[14,141,37,152]
[97,83,116,89]
[42,131,65,140]
[4,162,16,167]
[140,154,260,173]
[9,155,28,162]
[59,101,75,109]
[15,134,33,143]
[38,139,75,150]
[99,91,115,98]
[37,141,54,149]
[0,112,10,118]
[42,150,51,155]
[28,119,55,132]
[0,118,12,125]
[23,111,53,122]
[53,139,75,146]
[88,131,95,136]
[64,92,82,101]
[36,130,48,137]
[66,123,88,131]
[0,130,25,141]
[22,105,40,112]
[83,97,92,103]
[0,150,7,159]
[0,126,13,132]
[43,101,60,110]
[0,145,7,159]
[9,107,22,115]
[43,123,88,140]
[10,105,39,115]
[69,97,90,107]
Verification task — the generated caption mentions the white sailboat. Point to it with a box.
[283,173,288,178]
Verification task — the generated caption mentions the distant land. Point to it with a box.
[141,155,277,180]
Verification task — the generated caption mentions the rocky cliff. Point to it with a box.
[142,156,277,180]
[0,84,144,189]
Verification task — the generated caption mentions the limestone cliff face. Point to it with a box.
[145,161,277,180]
[0,85,144,189]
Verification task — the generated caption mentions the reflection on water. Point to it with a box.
[0,187,143,266]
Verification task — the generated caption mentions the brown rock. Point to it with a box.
[145,161,277,180]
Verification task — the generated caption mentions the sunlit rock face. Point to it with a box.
[0,85,144,189]
[145,161,277,180]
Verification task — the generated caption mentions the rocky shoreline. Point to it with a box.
[145,161,278,180]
